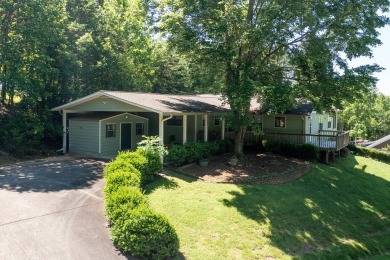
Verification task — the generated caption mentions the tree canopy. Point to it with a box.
[0,0,389,157]
[159,0,389,157]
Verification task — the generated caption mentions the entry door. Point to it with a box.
[121,123,132,150]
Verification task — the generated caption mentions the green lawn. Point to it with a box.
[146,155,390,259]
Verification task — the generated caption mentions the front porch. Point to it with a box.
[225,130,350,163]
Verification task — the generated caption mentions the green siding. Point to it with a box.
[263,115,304,134]
[69,120,99,154]
[100,114,149,156]
[71,97,149,112]
[139,112,159,136]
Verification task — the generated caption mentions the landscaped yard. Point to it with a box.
[146,155,390,259]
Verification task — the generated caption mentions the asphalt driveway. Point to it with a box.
[0,156,131,260]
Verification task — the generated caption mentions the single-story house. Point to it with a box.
[52,91,349,159]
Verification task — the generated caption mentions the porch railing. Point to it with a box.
[225,131,350,151]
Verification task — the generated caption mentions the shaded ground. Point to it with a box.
[183,152,310,184]
[0,156,132,259]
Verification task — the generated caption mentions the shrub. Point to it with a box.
[103,156,141,177]
[136,149,163,183]
[105,150,160,185]
[280,143,320,161]
[104,170,141,195]
[183,142,206,162]
[165,144,188,166]
[105,186,148,223]
[111,207,180,260]
[347,144,390,164]
[214,139,234,154]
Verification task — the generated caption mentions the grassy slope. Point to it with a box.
[146,156,390,259]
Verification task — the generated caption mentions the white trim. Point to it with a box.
[62,111,67,153]
[52,91,162,113]
[99,120,102,153]
[221,119,225,140]
[274,116,286,128]
[52,91,105,111]
[120,122,132,150]
[183,115,187,144]
[194,115,197,141]
[204,115,208,142]
[102,92,161,113]
[101,112,149,122]
[135,122,145,136]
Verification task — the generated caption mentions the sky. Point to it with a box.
[348,23,390,96]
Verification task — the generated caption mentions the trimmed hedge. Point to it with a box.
[104,149,162,185]
[111,207,179,260]
[104,145,179,259]
[104,170,141,195]
[347,144,390,164]
[166,139,234,166]
[105,186,148,223]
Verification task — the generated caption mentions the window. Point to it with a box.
[167,116,183,126]
[328,116,332,129]
[319,116,323,131]
[214,116,220,126]
[274,116,286,128]
[136,123,144,135]
[106,124,116,138]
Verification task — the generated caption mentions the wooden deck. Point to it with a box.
[225,130,350,163]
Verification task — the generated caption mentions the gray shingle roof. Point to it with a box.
[52,90,263,114]
[103,91,231,113]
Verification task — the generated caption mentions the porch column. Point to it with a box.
[183,114,187,144]
[159,113,164,163]
[221,119,225,140]
[204,115,208,142]
[194,115,197,141]
[159,113,164,145]
[62,110,67,153]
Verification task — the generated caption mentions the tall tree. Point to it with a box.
[160,0,389,158]
[339,92,390,140]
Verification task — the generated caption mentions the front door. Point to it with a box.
[121,123,132,150]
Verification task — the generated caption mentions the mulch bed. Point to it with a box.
[181,152,310,185]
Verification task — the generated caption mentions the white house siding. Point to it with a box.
[307,112,337,134]
[69,120,99,154]
[100,114,149,156]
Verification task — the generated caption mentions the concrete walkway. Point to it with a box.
[0,156,132,260]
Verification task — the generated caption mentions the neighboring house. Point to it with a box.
[366,134,390,150]
[52,91,349,161]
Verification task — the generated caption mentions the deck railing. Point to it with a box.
[225,130,350,151]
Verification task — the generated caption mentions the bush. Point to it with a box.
[347,144,390,164]
[280,143,320,161]
[183,142,207,162]
[136,149,163,183]
[105,186,147,223]
[104,170,141,195]
[166,140,234,166]
[111,207,180,260]
[165,144,188,166]
[105,150,161,185]
[103,156,141,177]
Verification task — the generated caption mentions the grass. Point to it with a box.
[146,155,390,259]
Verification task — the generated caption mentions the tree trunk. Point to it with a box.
[1,65,6,105]
[234,127,246,159]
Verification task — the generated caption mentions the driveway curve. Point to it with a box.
[0,156,132,260]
